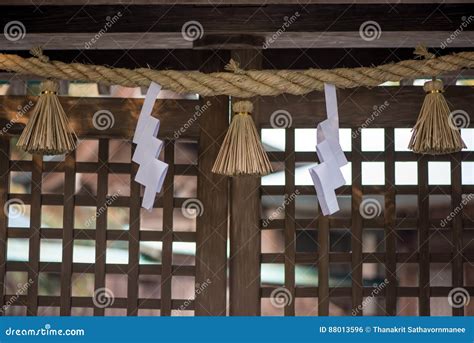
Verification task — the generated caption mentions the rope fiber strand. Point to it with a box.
[1,49,474,97]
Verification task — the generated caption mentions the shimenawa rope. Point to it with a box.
[1,47,474,97]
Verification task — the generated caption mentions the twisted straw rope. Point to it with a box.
[1,49,474,97]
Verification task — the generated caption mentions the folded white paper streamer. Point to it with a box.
[309,84,348,216]
[132,82,169,210]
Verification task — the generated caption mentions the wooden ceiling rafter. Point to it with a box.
[1,3,473,50]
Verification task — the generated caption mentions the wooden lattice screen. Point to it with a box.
[0,135,202,315]
[258,88,474,316]
[0,82,473,317]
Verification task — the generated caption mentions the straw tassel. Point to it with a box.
[408,79,466,155]
[17,79,77,155]
[212,101,273,176]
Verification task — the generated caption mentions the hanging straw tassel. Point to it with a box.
[408,78,466,155]
[17,79,77,155]
[212,101,273,176]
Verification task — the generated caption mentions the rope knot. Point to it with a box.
[225,59,246,75]
[232,100,253,114]
[414,45,435,60]
[30,47,50,63]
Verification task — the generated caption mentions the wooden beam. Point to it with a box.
[0,138,9,316]
[1,0,471,5]
[229,49,262,316]
[1,4,471,33]
[4,48,474,70]
[195,50,229,316]
[1,85,473,143]
[193,34,265,50]
[4,31,474,50]
[257,86,474,128]
[0,96,201,139]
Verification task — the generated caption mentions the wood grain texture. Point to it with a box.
[317,213,330,316]
[27,154,42,316]
[284,128,296,316]
[258,86,474,128]
[229,49,262,316]
[4,32,474,50]
[418,156,430,315]
[1,1,469,5]
[351,132,363,315]
[0,96,200,139]
[384,128,397,316]
[1,87,473,143]
[93,139,109,316]
[0,138,9,316]
[1,4,471,33]
[451,152,464,316]
[60,151,76,315]
[127,146,141,316]
[195,51,229,316]
[5,48,473,70]
[161,141,174,316]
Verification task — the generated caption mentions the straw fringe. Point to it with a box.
[17,79,77,155]
[212,101,273,176]
[408,79,466,155]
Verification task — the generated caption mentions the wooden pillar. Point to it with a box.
[451,152,464,316]
[127,146,141,316]
[229,49,262,316]
[384,128,397,315]
[1,79,25,315]
[351,132,363,315]
[93,139,109,316]
[0,138,9,316]
[195,50,230,316]
[317,215,330,315]
[284,128,296,316]
[60,151,76,315]
[161,141,174,316]
[27,154,42,316]
[418,156,430,315]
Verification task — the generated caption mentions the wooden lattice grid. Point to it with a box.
[260,126,474,316]
[0,136,200,316]
[0,80,473,316]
